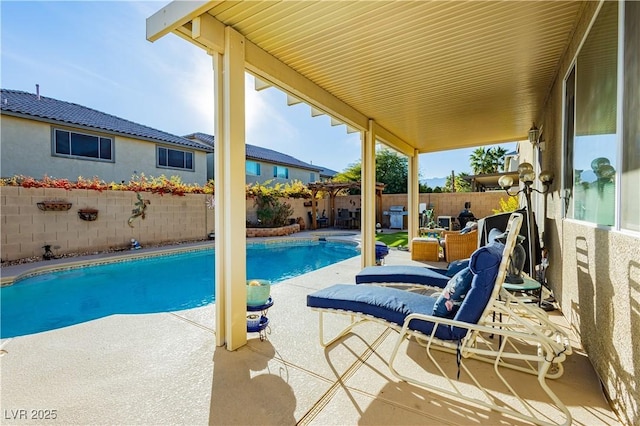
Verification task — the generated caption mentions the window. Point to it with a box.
[273,166,289,179]
[246,161,261,176]
[310,172,316,182]
[157,146,194,171]
[622,1,640,232]
[564,2,618,226]
[53,129,113,161]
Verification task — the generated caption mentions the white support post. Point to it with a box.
[408,149,420,242]
[361,120,376,267]
[212,52,226,347]
[220,26,247,351]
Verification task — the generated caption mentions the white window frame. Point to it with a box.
[157,146,194,171]
[246,161,261,176]
[273,165,289,179]
[52,128,114,162]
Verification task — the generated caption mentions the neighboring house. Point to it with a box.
[0,89,212,185]
[503,150,519,172]
[317,166,338,181]
[184,132,324,185]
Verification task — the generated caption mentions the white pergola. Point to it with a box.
[146,1,584,350]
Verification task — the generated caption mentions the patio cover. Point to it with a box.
[146,1,585,350]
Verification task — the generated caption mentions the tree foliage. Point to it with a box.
[469,146,508,175]
[444,172,472,192]
[333,149,409,194]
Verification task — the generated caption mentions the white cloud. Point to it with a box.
[245,75,298,147]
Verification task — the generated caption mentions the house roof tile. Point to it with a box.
[0,89,212,152]
[184,132,321,172]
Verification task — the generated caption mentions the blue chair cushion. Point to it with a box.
[432,267,473,318]
[308,239,506,342]
[450,240,504,339]
[307,284,458,340]
[429,258,470,277]
[375,241,389,259]
[355,265,449,288]
[445,259,470,276]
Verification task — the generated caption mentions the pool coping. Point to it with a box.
[0,233,361,286]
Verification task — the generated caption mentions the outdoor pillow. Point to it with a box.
[460,221,478,235]
[450,240,505,339]
[445,259,469,277]
[432,266,473,318]
[430,259,470,277]
[488,228,503,244]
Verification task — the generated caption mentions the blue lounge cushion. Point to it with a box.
[432,267,473,318]
[375,241,389,259]
[355,265,450,287]
[308,239,506,342]
[445,259,470,276]
[450,240,504,339]
[429,258,470,277]
[307,284,457,340]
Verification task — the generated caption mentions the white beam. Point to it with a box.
[254,78,272,91]
[146,1,213,42]
[286,95,302,106]
[149,6,418,155]
[244,39,369,132]
[310,107,324,117]
[192,13,225,54]
[330,117,343,127]
[372,121,415,158]
[149,5,418,156]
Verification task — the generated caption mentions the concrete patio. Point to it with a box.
[0,239,621,425]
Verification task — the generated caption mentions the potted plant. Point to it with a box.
[37,200,73,211]
[78,208,99,221]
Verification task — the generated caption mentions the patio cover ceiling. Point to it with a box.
[148,1,584,154]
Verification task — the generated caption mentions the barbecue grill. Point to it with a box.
[384,205,408,229]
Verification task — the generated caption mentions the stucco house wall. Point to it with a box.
[0,115,208,185]
[529,2,639,424]
[244,159,318,185]
[186,132,321,185]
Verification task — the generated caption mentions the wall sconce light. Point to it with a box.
[528,123,540,145]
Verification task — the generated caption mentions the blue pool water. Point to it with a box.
[1,241,359,338]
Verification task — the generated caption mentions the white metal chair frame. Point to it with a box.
[309,213,573,426]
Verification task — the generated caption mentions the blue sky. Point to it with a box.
[1,1,515,179]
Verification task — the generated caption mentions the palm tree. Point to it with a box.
[469,146,507,174]
[470,147,490,174]
[488,147,508,172]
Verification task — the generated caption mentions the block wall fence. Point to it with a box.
[1,186,510,262]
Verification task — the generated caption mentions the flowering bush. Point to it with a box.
[0,175,306,198]
[245,179,311,199]
[492,196,519,214]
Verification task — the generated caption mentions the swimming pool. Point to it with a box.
[1,240,359,338]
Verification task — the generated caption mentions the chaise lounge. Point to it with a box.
[355,259,469,289]
[306,213,573,426]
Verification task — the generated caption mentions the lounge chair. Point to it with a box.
[355,259,469,289]
[306,213,572,426]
